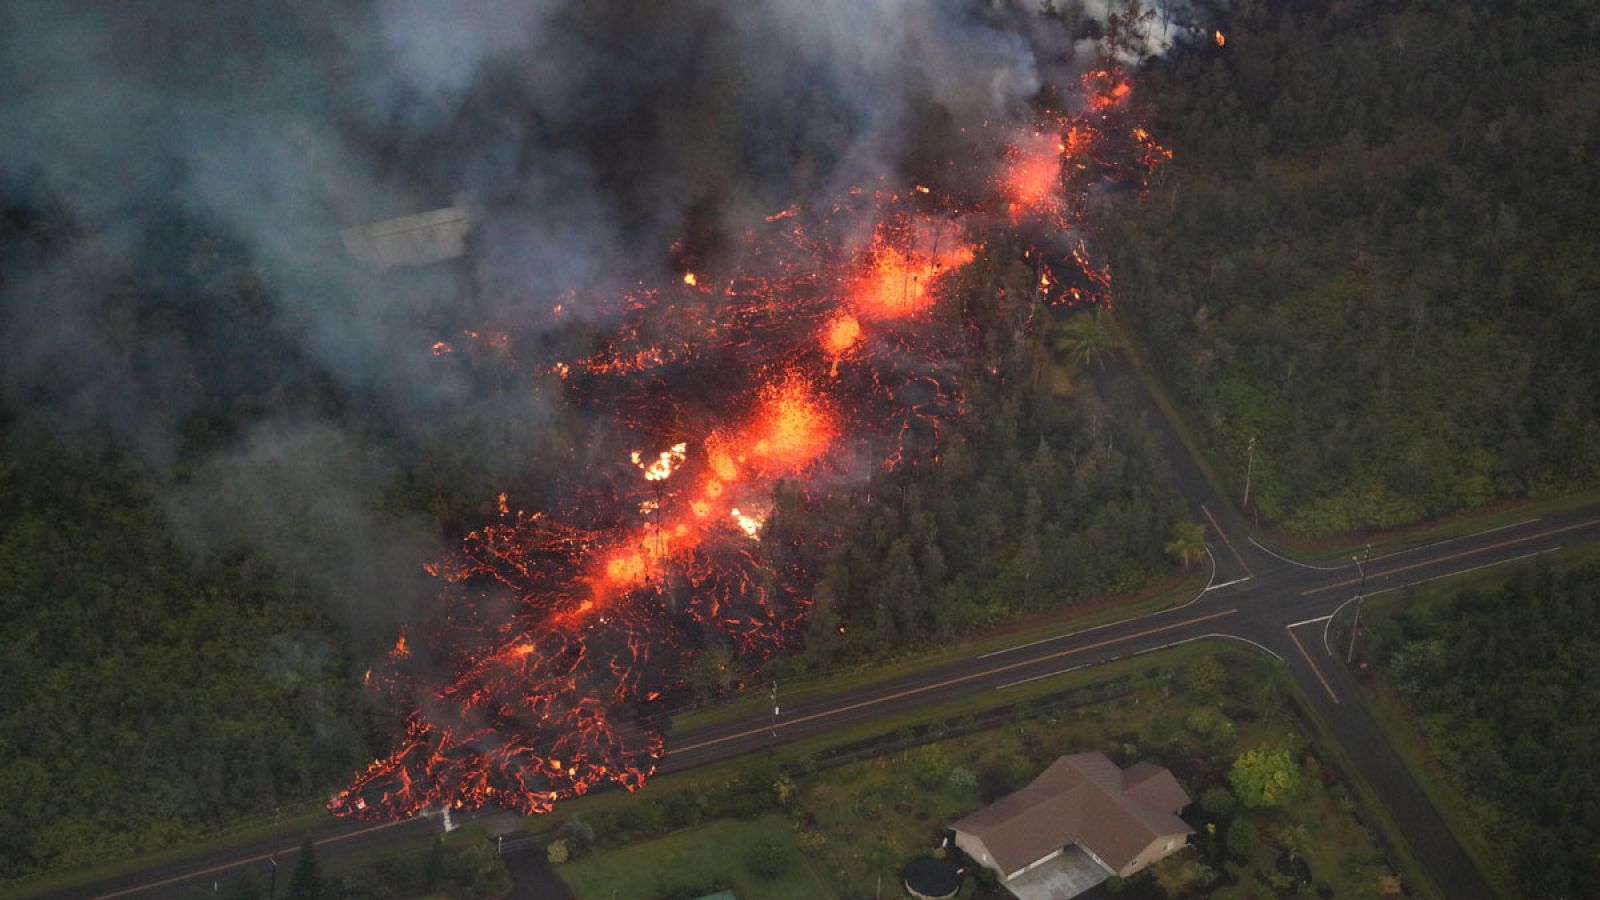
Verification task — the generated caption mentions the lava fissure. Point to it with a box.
[334,64,1168,820]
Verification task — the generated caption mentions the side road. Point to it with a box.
[43,350,1597,899]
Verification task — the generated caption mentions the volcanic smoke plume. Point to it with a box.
[0,0,1209,822]
[333,56,1176,818]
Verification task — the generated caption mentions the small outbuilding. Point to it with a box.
[902,856,961,899]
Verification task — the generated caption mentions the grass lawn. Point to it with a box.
[793,660,1393,899]
[526,641,1231,836]
[550,647,1405,900]
[558,814,830,900]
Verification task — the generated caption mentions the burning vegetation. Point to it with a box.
[333,64,1170,821]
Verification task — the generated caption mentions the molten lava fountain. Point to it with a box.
[333,65,1168,819]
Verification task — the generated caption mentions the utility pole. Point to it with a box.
[1346,545,1372,664]
[1241,436,1257,508]
[268,856,279,899]
[769,681,780,739]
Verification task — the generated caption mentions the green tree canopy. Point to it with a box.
[1164,521,1208,570]
[1229,748,1301,809]
[1052,309,1124,372]
[284,838,324,900]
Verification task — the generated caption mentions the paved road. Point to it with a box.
[49,361,1599,899]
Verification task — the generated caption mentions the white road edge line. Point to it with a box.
[979,549,1219,659]
[1133,632,1287,663]
[1247,536,1347,572]
[1204,576,1252,592]
[1317,546,1558,654]
[1284,614,1333,629]
[1366,516,1542,565]
[1364,547,1557,600]
[994,631,1289,690]
[1322,596,1358,656]
[996,663,1092,690]
[1247,515,1543,571]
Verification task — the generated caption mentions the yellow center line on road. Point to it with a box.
[1285,624,1339,705]
[1201,504,1253,578]
[672,608,1239,754]
[94,819,411,899]
[1300,517,1600,596]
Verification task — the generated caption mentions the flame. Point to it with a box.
[1214,30,1225,47]
[744,377,836,472]
[1004,131,1065,222]
[333,63,1171,824]
[431,341,453,356]
[823,313,863,356]
[847,219,975,321]
[631,443,689,482]
[730,508,764,539]
[1084,68,1134,113]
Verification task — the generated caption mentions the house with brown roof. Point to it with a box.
[952,752,1192,892]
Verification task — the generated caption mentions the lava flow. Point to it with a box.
[333,63,1169,820]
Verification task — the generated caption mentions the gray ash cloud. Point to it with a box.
[0,1,1210,629]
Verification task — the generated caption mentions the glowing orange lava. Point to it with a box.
[823,313,863,356]
[846,219,975,321]
[1005,131,1067,222]
[744,376,836,471]
[335,58,1174,824]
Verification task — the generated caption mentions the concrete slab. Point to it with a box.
[1004,846,1111,900]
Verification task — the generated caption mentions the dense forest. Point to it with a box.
[0,457,381,881]
[0,201,466,882]
[1102,0,1600,535]
[0,208,1188,884]
[788,244,1187,673]
[1372,561,1600,899]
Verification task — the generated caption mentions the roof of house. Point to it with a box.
[340,194,477,269]
[951,752,1193,876]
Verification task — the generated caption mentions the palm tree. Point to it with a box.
[1052,308,1124,372]
[1164,521,1209,570]
[1272,823,1313,864]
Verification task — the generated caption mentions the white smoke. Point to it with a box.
[0,0,1219,626]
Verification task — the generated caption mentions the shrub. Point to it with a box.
[912,745,952,789]
[1181,657,1225,698]
[556,816,594,849]
[946,766,978,791]
[1225,820,1254,859]
[618,800,671,836]
[857,792,887,820]
[546,839,569,865]
[1200,786,1238,817]
[1228,748,1301,808]
[744,837,793,879]
[993,753,1036,793]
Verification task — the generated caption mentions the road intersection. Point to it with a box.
[55,354,1598,899]
[659,506,1598,900]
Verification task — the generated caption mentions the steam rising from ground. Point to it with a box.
[0,1,1217,630]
